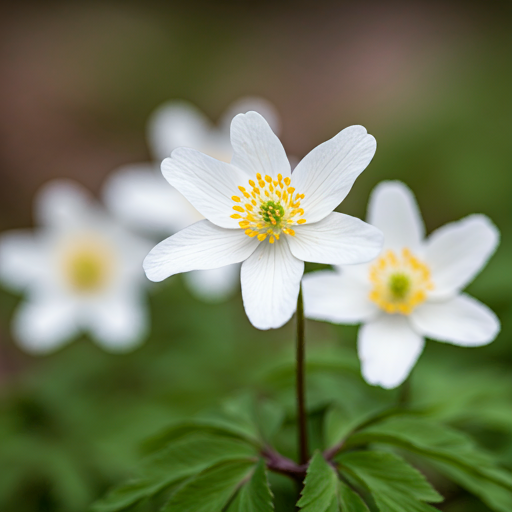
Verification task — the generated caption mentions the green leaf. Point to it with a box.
[143,395,262,454]
[338,451,442,512]
[162,458,256,512]
[91,433,257,512]
[430,459,512,512]
[345,415,512,507]
[297,452,369,512]
[227,459,274,512]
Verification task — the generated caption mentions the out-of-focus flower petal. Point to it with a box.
[104,164,203,233]
[86,293,148,352]
[13,296,78,354]
[358,314,424,389]
[184,264,240,302]
[425,214,499,300]
[410,293,500,346]
[148,100,211,161]
[303,268,378,324]
[367,181,425,252]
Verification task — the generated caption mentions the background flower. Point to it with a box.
[0,180,151,353]
[303,181,500,389]
[104,98,280,302]
[144,112,383,329]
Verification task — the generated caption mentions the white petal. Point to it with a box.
[184,264,240,302]
[162,148,250,229]
[103,164,203,234]
[287,212,383,265]
[425,215,499,299]
[0,230,45,291]
[35,179,92,228]
[230,111,291,178]
[143,220,258,282]
[219,97,281,135]
[291,125,376,223]
[147,100,211,161]
[367,181,425,252]
[13,298,78,354]
[241,239,304,330]
[303,268,378,324]
[358,314,425,389]
[86,294,148,352]
[410,294,500,346]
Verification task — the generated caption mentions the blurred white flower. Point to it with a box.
[144,111,383,330]
[104,97,280,302]
[0,180,151,354]
[303,181,500,389]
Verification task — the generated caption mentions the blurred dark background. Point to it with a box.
[0,1,511,510]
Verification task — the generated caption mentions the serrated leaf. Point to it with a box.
[143,396,261,454]
[91,433,256,512]
[162,458,256,512]
[430,459,512,512]
[227,458,274,512]
[346,416,512,496]
[297,452,369,512]
[338,451,442,512]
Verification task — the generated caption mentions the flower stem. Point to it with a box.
[296,285,309,465]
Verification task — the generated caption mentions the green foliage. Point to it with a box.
[298,452,368,512]
[92,432,258,512]
[227,459,274,512]
[344,415,512,511]
[162,459,256,512]
[337,451,442,512]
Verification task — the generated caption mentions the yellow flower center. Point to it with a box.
[368,248,434,315]
[61,238,114,293]
[231,173,307,243]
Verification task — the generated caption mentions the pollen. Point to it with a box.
[231,173,307,242]
[368,248,434,315]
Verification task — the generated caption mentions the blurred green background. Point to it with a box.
[0,1,511,510]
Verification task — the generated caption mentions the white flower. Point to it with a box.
[143,111,383,330]
[303,181,500,389]
[0,180,151,354]
[104,98,280,302]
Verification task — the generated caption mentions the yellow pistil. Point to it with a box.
[61,238,114,293]
[368,248,434,315]
[231,173,307,242]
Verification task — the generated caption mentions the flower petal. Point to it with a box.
[425,214,499,299]
[287,212,383,265]
[358,314,425,389]
[291,125,376,223]
[13,297,78,354]
[303,268,378,324]
[143,220,258,282]
[219,97,281,135]
[86,294,148,352]
[230,111,291,178]
[103,164,203,234]
[184,264,240,302]
[367,181,425,252]
[35,179,92,228]
[162,148,250,229]
[241,239,304,330]
[147,100,211,161]
[410,293,500,346]
[0,230,45,291]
